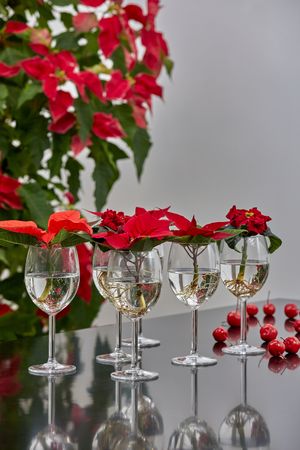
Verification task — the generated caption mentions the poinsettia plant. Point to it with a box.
[224,205,282,253]
[0,0,171,340]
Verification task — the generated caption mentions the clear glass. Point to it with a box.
[106,249,162,382]
[220,235,269,356]
[168,368,220,449]
[93,245,131,365]
[25,245,79,376]
[168,242,220,366]
[218,356,270,449]
[122,244,164,349]
[29,376,77,449]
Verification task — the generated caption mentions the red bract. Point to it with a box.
[76,244,93,303]
[124,4,146,25]
[142,29,168,75]
[45,210,92,242]
[49,91,73,122]
[0,62,20,78]
[166,211,229,240]
[92,112,125,139]
[0,220,45,240]
[133,74,163,102]
[0,304,13,316]
[92,209,130,231]
[124,211,171,240]
[80,0,106,5]
[30,28,51,47]
[48,112,76,134]
[4,21,29,33]
[0,173,22,210]
[98,16,122,57]
[226,205,271,235]
[73,12,98,33]
[106,70,131,100]
[71,135,92,156]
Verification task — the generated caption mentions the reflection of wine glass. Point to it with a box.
[106,249,162,382]
[220,235,269,356]
[168,368,220,450]
[137,391,164,449]
[219,356,270,449]
[25,245,79,375]
[115,383,153,450]
[29,376,76,450]
[92,371,130,449]
[93,245,131,365]
[122,244,164,349]
[168,243,220,366]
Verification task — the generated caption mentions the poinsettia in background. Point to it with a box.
[0,0,172,340]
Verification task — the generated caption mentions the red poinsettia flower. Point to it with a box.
[98,15,122,58]
[166,211,229,240]
[226,205,271,235]
[80,0,106,5]
[4,21,29,34]
[105,70,131,100]
[124,4,146,25]
[73,12,98,33]
[43,210,93,243]
[49,90,73,122]
[0,173,22,210]
[91,208,130,231]
[48,112,76,134]
[92,112,125,139]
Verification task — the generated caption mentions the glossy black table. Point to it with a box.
[0,298,298,449]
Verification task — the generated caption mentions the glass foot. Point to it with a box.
[171,355,217,367]
[96,350,131,365]
[28,361,76,376]
[222,343,266,356]
[122,336,160,348]
[111,368,159,382]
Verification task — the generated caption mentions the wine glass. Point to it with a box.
[106,249,162,382]
[218,356,270,449]
[92,369,131,449]
[220,235,269,356]
[168,368,220,450]
[122,244,164,349]
[168,243,220,366]
[25,245,79,375]
[29,376,77,449]
[93,245,131,365]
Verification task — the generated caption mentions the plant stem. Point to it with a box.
[237,238,248,281]
[191,309,198,356]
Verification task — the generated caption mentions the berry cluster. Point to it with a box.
[212,301,300,367]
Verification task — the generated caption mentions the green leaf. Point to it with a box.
[61,12,73,28]
[19,183,53,229]
[0,84,8,100]
[92,143,119,210]
[22,116,49,170]
[55,31,79,51]
[17,82,42,108]
[75,97,93,142]
[49,133,70,177]
[65,157,83,202]
[131,128,152,180]
[60,232,92,247]
[51,0,76,5]
[264,228,282,254]
[164,57,174,77]
[0,230,40,247]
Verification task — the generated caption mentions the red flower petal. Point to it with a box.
[80,0,106,5]
[73,12,98,32]
[4,21,29,34]
[124,212,171,239]
[21,56,53,80]
[98,16,122,58]
[29,43,50,56]
[92,112,125,139]
[42,75,58,100]
[0,220,44,239]
[106,70,131,100]
[105,233,131,249]
[124,5,146,25]
[71,135,92,156]
[80,70,104,101]
[130,102,147,128]
[134,73,163,99]
[49,91,74,122]
[76,243,93,303]
[0,62,20,78]
[48,112,76,134]
[47,210,92,236]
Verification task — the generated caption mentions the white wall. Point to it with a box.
[79,0,300,325]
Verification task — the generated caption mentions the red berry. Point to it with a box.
[260,324,278,342]
[263,303,276,316]
[268,356,287,374]
[212,327,228,342]
[284,303,298,319]
[268,339,285,357]
[294,320,300,333]
[283,336,300,354]
[247,303,258,316]
[227,311,241,327]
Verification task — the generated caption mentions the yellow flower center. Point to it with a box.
[245,211,254,218]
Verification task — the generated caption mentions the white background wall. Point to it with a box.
[79,0,300,325]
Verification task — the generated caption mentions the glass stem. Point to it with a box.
[131,384,138,434]
[138,318,143,338]
[239,297,247,346]
[190,309,198,356]
[115,380,121,412]
[48,376,55,427]
[131,320,139,371]
[240,356,247,406]
[115,311,122,352]
[191,368,198,417]
[48,315,56,365]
